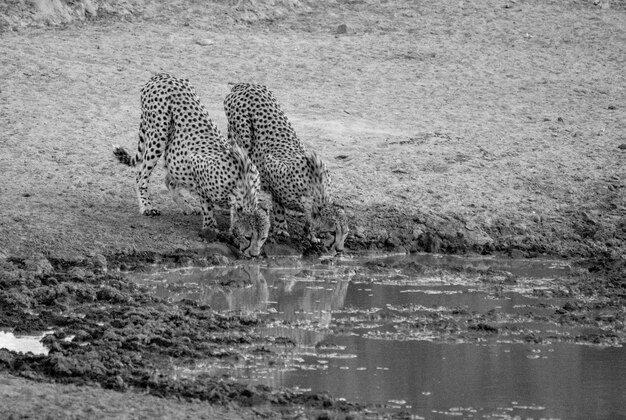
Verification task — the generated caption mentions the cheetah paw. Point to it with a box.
[183,207,202,216]
[308,234,321,243]
[143,209,161,217]
[199,228,219,242]
[275,230,290,238]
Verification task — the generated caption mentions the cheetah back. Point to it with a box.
[121,74,270,256]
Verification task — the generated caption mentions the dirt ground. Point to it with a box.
[0,0,625,418]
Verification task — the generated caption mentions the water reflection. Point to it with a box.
[368,253,572,278]
[133,255,625,419]
[269,275,349,325]
[260,277,350,347]
[141,265,270,313]
[300,337,626,419]
[136,264,351,347]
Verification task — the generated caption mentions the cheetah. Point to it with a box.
[224,83,348,253]
[114,74,270,257]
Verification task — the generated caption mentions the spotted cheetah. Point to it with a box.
[224,83,348,253]
[114,74,270,257]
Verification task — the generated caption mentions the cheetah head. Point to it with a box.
[309,203,349,254]
[230,207,271,258]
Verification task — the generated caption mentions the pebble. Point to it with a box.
[195,38,214,46]
[24,253,54,275]
[67,266,87,280]
[47,250,86,265]
[211,255,230,265]
[83,0,97,16]
[372,228,389,241]
[91,253,107,273]
[353,225,366,239]
[510,249,525,259]
[336,23,348,34]
[412,227,424,240]
[385,235,401,247]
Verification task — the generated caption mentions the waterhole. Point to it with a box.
[0,331,51,356]
[133,254,626,419]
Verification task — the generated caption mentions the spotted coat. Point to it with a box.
[224,83,348,252]
[114,74,269,256]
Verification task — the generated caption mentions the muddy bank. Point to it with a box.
[3,196,624,328]
[0,258,363,418]
[1,247,624,418]
[1,195,624,418]
[344,203,626,260]
[4,198,625,265]
[95,198,626,265]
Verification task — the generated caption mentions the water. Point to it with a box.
[0,331,50,355]
[133,254,626,419]
[287,338,625,419]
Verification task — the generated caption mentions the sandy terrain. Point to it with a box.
[1,0,624,261]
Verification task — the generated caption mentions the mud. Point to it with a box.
[1,249,624,418]
[0,257,363,418]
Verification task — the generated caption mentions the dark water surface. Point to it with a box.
[132,254,625,419]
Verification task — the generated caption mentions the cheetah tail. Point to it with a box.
[113,146,137,166]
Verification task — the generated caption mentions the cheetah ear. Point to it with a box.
[332,202,346,215]
[312,204,322,219]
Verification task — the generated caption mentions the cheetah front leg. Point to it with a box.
[198,198,220,241]
[272,200,290,237]
[135,160,160,217]
[135,123,165,217]
[304,220,320,243]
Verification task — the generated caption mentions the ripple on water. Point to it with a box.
[128,253,625,418]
